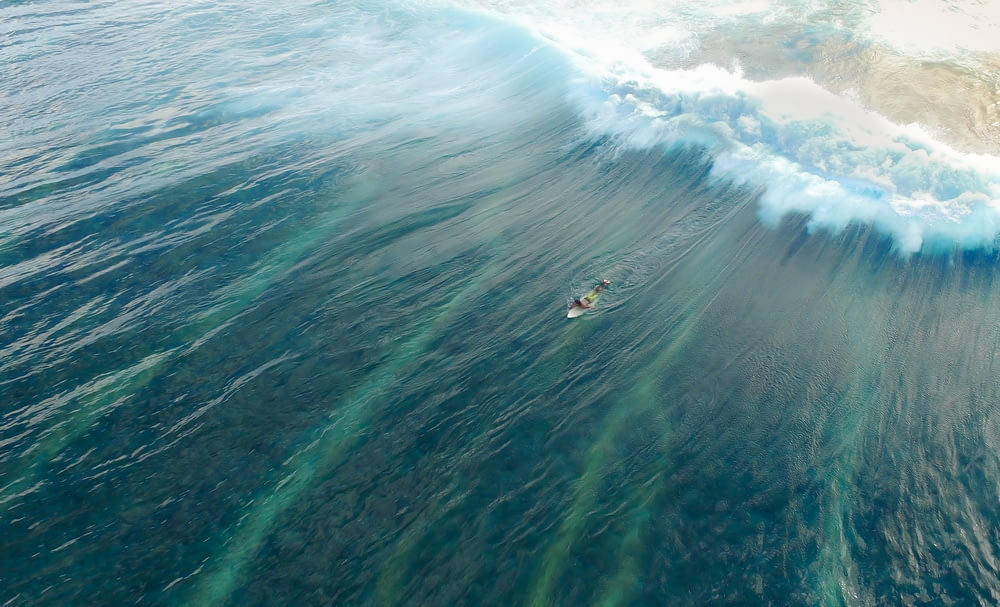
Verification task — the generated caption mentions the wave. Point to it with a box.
[444,1,1000,255]
[547,39,999,255]
[8,0,997,256]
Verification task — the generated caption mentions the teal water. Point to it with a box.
[4,1,1000,605]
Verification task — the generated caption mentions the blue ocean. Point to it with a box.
[3,0,1000,604]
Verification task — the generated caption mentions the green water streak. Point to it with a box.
[805,287,893,606]
[527,215,751,607]
[593,510,646,607]
[812,373,878,606]
[590,402,676,607]
[0,184,368,518]
[372,306,597,604]
[188,269,494,607]
[527,398,634,607]
[585,364,677,607]
[527,313,700,607]
[0,349,173,507]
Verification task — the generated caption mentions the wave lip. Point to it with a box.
[480,0,1000,255]
[565,58,1000,254]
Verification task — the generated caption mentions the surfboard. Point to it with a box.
[567,291,601,318]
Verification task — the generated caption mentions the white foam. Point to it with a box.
[456,0,1000,252]
[867,0,1000,57]
[560,51,1000,254]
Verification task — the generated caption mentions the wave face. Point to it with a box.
[464,0,1000,254]
[4,1,1000,606]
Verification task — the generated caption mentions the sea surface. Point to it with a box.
[3,0,1000,605]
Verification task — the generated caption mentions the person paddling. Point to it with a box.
[571,279,611,309]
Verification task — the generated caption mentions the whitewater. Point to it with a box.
[3,0,1000,605]
[475,0,1000,254]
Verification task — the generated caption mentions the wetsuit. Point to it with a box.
[574,286,604,307]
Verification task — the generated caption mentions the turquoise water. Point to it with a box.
[4,1,1000,605]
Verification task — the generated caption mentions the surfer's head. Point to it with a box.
[602,279,611,285]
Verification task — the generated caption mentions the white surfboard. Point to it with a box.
[567,291,602,318]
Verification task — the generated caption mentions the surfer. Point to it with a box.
[571,279,611,309]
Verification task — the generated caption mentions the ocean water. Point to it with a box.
[3,0,1000,605]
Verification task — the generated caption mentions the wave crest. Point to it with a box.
[564,58,1000,254]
